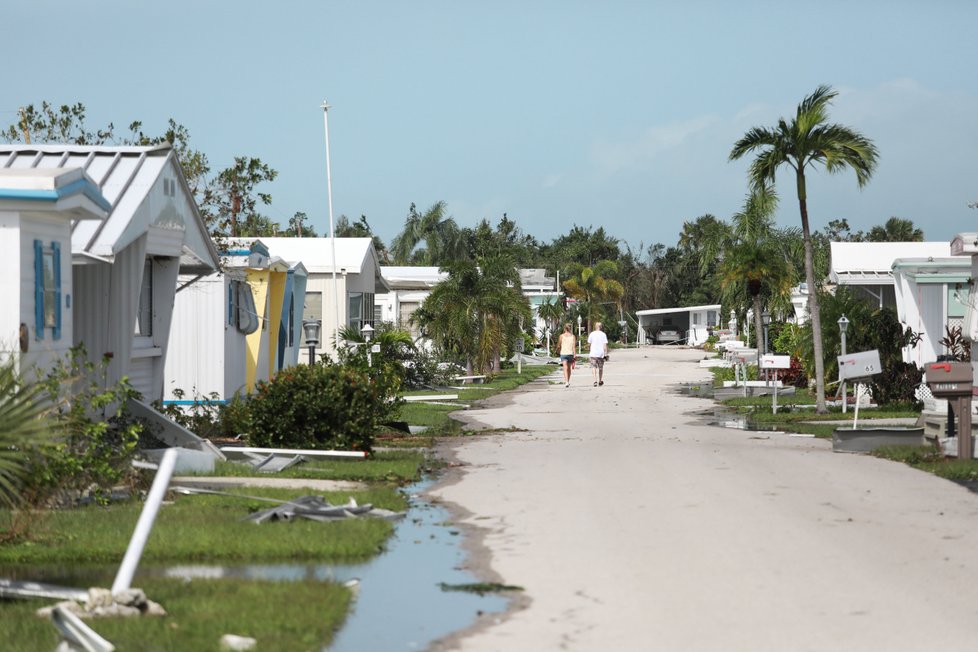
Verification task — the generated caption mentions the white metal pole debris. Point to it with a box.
[852,382,862,430]
[111,448,177,595]
[52,605,116,652]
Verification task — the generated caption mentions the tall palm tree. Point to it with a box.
[562,260,625,330]
[730,85,878,413]
[390,201,466,265]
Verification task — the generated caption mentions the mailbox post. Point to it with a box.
[760,354,791,414]
[837,349,882,429]
[925,362,974,459]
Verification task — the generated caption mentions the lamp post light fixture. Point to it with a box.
[303,318,322,365]
[360,322,375,368]
[838,314,850,413]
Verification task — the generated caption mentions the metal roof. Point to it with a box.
[239,237,380,274]
[0,144,219,273]
[829,241,952,285]
[636,304,721,316]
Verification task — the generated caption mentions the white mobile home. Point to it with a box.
[892,257,970,367]
[0,168,110,377]
[0,145,220,400]
[252,238,388,360]
[165,240,310,403]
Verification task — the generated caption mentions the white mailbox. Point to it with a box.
[729,348,758,365]
[759,354,791,370]
[837,349,881,381]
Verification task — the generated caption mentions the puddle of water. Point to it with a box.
[0,480,504,651]
[326,480,506,651]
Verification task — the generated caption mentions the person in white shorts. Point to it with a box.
[587,322,609,387]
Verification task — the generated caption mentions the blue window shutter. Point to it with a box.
[228,282,233,325]
[52,241,62,340]
[33,239,44,339]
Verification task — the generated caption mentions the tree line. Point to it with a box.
[5,93,934,406]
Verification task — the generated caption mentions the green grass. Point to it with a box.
[394,365,555,436]
[872,445,978,482]
[0,486,405,565]
[717,389,920,439]
[2,576,351,652]
[204,449,427,483]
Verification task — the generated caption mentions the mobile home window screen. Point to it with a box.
[34,239,62,340]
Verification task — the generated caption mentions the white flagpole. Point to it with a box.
[322,100,341,358]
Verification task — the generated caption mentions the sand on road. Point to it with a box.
[429,346,978,652]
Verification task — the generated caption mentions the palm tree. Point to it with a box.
[730,85,878,413]
[866,217,924,242]
[701,187,798,348]
[0,359,54,508]
[562,260,625,330]
[390,201,466,265]
[415,254,530,374]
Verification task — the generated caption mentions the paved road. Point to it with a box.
[430,347,978,651]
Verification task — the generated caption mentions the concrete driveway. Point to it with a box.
[429,346,978,651]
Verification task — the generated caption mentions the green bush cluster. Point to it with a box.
[24,346,142,508]
[247,363,401,452]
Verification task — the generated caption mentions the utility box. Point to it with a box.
[925,362,973,397]
[837,350,881,381]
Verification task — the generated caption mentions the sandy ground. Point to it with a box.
[428,347,978,652]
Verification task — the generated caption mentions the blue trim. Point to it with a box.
[162,399,228,406]
[226,249,251,256]
[52,241,62,340]
[0,178,112,212]
[33,239,44,339]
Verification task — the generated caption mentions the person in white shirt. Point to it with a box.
[587,322,609,387]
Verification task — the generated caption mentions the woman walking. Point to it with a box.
[557,323,576,387]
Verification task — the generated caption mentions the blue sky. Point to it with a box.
[6,1,977,250]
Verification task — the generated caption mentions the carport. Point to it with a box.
[635,304,720,346]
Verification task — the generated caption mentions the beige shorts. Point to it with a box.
[589,356,605,369]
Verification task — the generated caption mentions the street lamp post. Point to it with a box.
[838,314,850,414]
[360,323,375,368]
[761,310,772,387]
[576,315,582,355]
[303,318,322,366]
[761,310,771,354]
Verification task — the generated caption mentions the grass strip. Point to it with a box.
[204,449,427,483]
[395,365,555,437]
[0,486,405,565]
[872,445,978,482]
[2,576,351,652]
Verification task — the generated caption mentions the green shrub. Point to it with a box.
[247,363,401,452]
[24,345,142,507]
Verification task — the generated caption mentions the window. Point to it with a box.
[135,259,153,336]
[33,240,62,340]
[347,291,375,331]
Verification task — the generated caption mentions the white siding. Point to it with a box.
[165,273,228,401]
